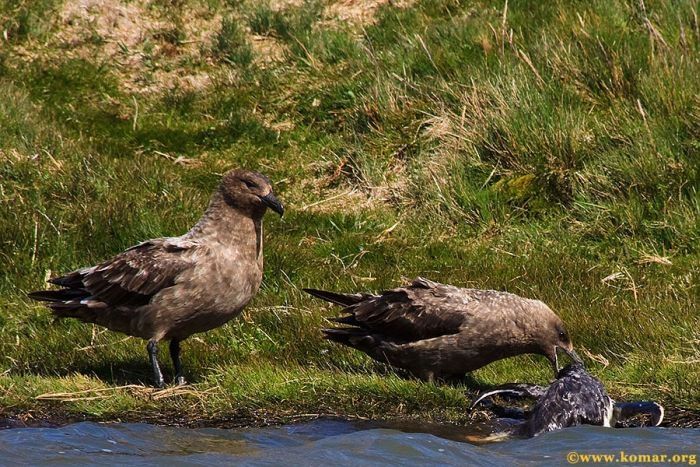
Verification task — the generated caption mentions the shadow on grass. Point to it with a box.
[18,356,208,388]
[325,359,496,393]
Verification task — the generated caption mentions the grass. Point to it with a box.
[0,0,698,426]
[215,16,254,66]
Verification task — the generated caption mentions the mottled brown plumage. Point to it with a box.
[29,169,284,387]
[305,278,576,381]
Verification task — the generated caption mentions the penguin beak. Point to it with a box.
[552,348,560,374]
[260,192,284,217]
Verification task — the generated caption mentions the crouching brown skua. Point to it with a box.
[304,277,579,381]
[470,361,664,438]
[28,169,283,387]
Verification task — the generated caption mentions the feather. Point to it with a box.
[303,288,368,307]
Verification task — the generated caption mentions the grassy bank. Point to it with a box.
[1,0,698,427]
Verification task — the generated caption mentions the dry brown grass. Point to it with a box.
[51,0,219,93]
[324,0,415,25]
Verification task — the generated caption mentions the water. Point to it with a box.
[0,419,697,466]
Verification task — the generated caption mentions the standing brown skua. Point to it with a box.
[305,278,579,381]
[29,169,284,387]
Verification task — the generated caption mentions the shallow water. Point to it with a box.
[0,419,698,466]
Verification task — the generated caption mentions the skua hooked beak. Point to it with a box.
[553,346,583,373]
[260,192,284,216]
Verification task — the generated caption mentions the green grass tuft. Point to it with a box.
[214,16,253,66]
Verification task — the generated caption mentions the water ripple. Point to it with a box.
[0,419,697,466]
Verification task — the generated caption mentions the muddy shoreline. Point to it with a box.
[2,406,698,431]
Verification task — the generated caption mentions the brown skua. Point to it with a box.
[305,277,579,381]
[29,169,284,387]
